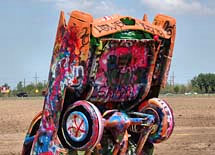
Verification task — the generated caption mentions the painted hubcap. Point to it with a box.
[66,111,89,142]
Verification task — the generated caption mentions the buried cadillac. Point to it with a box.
[22,10,176,155]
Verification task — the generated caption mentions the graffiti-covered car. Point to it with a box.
[22,10,176,155]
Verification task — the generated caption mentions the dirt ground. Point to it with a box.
[0,96,215,155]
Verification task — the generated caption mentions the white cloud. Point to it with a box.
[141,0,215,15]
[41,0,128,17]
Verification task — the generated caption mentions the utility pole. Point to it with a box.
[33,73,39,86]
[170,72,175,87]
[23,78,26,89]
[43,80,47,86]
[169,79,172,86]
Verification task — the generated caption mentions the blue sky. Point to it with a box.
[0,0,215,88]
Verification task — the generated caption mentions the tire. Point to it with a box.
[139,98,174,143]
[61,100,104,151]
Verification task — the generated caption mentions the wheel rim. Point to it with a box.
[144,107,160,134]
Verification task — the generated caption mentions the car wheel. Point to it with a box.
[139,98,174,143]
[61,100,104,151]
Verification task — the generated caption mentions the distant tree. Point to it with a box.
[160,83,174,94]
[2,83,10,88]
[174,85,180,94]
[25,83,35,96]
[191,73,215,93]
[23,82,47,96]
[179,84,186,94]
[208,73,215,92]
[37,82,46,91]
[16,81,24,92]
[186,82,193,93]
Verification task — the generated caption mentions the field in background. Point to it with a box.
[0,96,215,155]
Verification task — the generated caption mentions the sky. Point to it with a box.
[0,0,215,88]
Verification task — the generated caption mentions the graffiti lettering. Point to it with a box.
[80,27,89,49]
[112,20,125,30]
[163,21,175,36]
[94,19,165,37]
[139,22,155,34]
[79,27,90,62]
[94,85,137,101]
[94,20,125,33]
[137,22,165,37]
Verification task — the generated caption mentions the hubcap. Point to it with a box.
[66,111,89,142]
